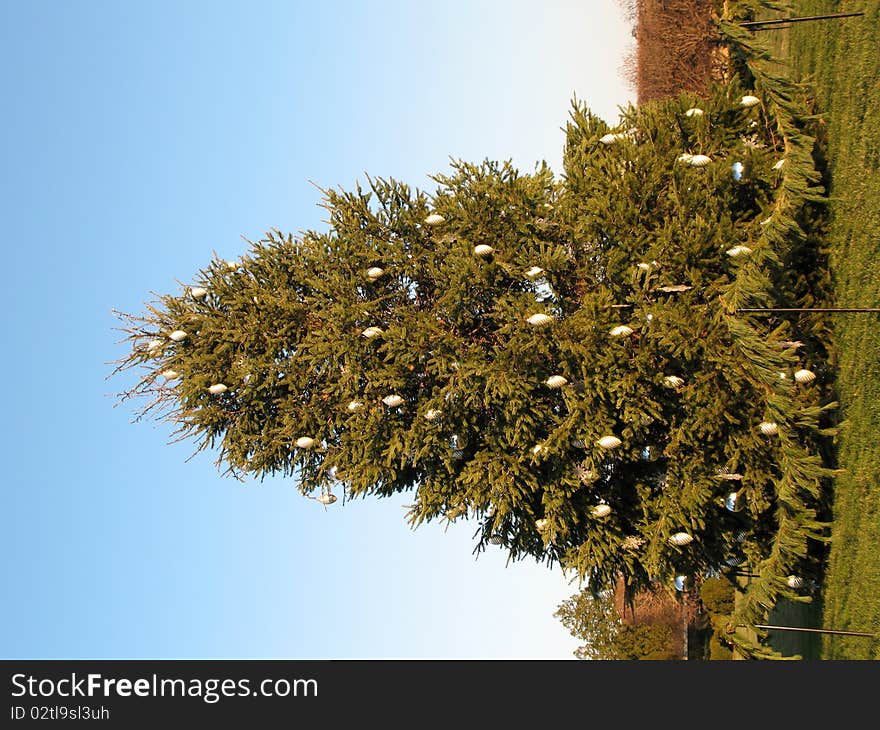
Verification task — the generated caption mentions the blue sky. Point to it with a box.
[1,0,634,658]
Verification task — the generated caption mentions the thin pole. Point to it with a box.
[748,624,878,639]
[741,12,864,30]
[737,307,880,313]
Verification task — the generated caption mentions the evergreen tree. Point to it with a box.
[554,590,623,660]
[113,0,836,658]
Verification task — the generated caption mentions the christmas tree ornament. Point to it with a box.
[740,95,761,107]
[726,245,752,257]
[732,161,744,181]
[599,132,623,144]
[487,535,504,545]
[382,394,405,407]
[361,326,384,338]
[622,535,644,550]
[597,435,622,450]
[316,493,337,505]
[685,107,704,117]
[688,154,712,167]
[535,518,549,531]
[347,401,364,412]
[592,504,612,518]
[759,421,779,436]
[525,266,545,278]
[786,575,804,589]
[545,375,568,388]
[424,408,442,421]
[725,491,744,512]
[161,369,179,380]
[295,436,316,449]
[609,325,633,337]
[169,330,188,342]
[659,284,692,292]
[366,266,385,280]
[146,339,163,352]
[424,213,445,226]
[526,313,554,326]
[208,383,227,395]
[669,532,694,546]
[663,375,685,389]
[571,439,586,449]
[772,159,786,171]
[531,444,545,455]
[190,287,208,299]
[674,575,691,591]
[473,244,494,257]
[794,368,816,384]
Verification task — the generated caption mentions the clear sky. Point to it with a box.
[1,0,635,659]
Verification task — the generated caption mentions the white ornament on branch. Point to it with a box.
[473,244,494,257]
[190,287,208,299]
[663,375,685,390]
[525,266,545,279]
[592,504,612,518]
[740,95,761,108]
[726,245,752,257]
[161,370,179,380]
[545,375,568,388]
[366,267,385,280]
[669,532,694,546]
[794,369,816,384]
[382,394,405,407]
[597,435,622,450]
[361,326,384,338]
[424,409,442,421]
[609,325,633,337]
[169,330,188,342]
[295,436,316,449]
[208,383,227,395]
[346,401,364,412]
[685,107,704,117]
[688,154,712,167]
[316,493,337,505]
[424,213,445,226]
[526,313,554,326]
[759,421,779,436]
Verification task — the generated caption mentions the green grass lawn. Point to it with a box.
[762,0,880,659]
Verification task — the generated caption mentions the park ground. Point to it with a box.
[632,0,879,659]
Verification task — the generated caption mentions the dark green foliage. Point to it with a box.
[112,0,836,659]
[701,576,735,615]
[614,623,677,661]
[709,633,734,660]
[554,591,622,660]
